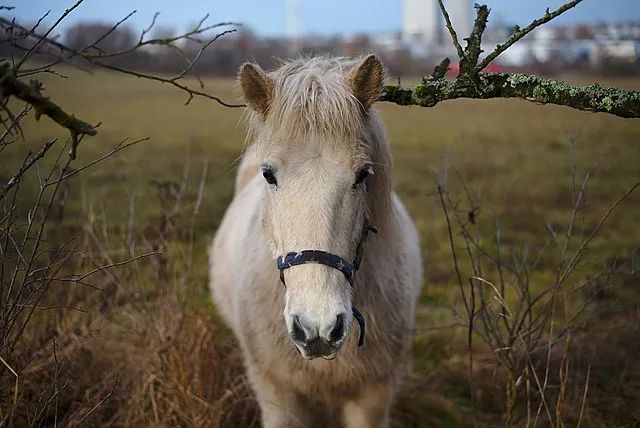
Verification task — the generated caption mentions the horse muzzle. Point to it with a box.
[276,221,376,354]
[289,313,347,359]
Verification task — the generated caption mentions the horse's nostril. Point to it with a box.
[329,313,345,343]
[292,315,307,343]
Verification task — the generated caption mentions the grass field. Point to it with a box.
[3,68,640,426]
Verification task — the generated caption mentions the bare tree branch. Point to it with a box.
[380,1,640,119]
[59,250,160,283]
[0,12,244,109]
[46,137,150,186]
[0,4,242,152]
[0,64,97,137]
[85,10,137,51]
[1,139,57,201]
[459,4,489,76]
[381,72,640,118]
[14,0,85,70]
[477,0,584,72]
[437,0,464,59]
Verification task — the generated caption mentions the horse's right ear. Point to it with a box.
[239,63,273,118]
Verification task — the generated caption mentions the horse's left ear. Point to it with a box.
[239,62,273,118]
[347,55,385,109]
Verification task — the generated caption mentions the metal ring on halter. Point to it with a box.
[275,219,377,348]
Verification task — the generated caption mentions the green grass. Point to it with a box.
[14,69,640,262]
[5,68,640,426]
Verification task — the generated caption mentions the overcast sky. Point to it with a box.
[9,0,640,36]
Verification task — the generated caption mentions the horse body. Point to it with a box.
[209,56,422,427]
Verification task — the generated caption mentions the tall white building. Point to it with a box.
[448,0,473,42]
[402,0,473,56]
[403,0,440,55]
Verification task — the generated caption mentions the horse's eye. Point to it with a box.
[354,164,374,187]
[261,165,277,186]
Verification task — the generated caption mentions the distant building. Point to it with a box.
[372,32,405,53]
[448,0,473,41]
[402,0,473,57]
[402,0,439,56]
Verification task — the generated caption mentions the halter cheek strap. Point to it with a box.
[275,221,377,348]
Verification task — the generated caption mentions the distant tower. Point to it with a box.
[403,0,439,55]
[448,0,473,41]
[286,0,300,53]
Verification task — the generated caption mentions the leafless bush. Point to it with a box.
[0,2,245,425]
[435,157,639,426]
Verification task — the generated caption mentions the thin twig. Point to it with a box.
[74,376,119,425]
[0,355,19,408]
[15,0,85,70]
[1,139,57,201]
[45,137,149,187]
[437,0,464,58]
[576,365,591,428]
[558,182,640,285]
[0,15,244,109]
[477,0,584,72]
[62,250,160,283]
[437,184,470,316]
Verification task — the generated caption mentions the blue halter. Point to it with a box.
[275,220,377,347]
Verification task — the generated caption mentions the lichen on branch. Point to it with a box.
[380,1,640,119]
[381,73,640,118]
[0,63,97,139]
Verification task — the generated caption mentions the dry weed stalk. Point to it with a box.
[435,158,639,425]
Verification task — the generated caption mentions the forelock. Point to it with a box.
[247,56,366,147]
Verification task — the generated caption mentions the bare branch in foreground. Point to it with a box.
[437,0,464,59]
[14,0,85,70]
[381,72,640,118]
[59,250,161,283]
[0,63,97,137]
[0,4,242,148]
[477,0,583,72]
[380,1,640,119]
[47,137,150,186]
[1,139,57,201]
[0,11,243,108]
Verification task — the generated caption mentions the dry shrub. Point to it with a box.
[60,299,258,427]
[431,161,640,427]
[3,290,258,427]
[0,140,259,426]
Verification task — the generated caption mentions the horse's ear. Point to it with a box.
[239,63,273,118]
[347,55,385,109]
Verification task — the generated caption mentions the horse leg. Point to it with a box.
[250,369,310,428]
[341,381,394,428]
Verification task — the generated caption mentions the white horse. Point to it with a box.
[209,55,422,428]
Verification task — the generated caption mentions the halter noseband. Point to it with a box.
[276,220,377,348]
